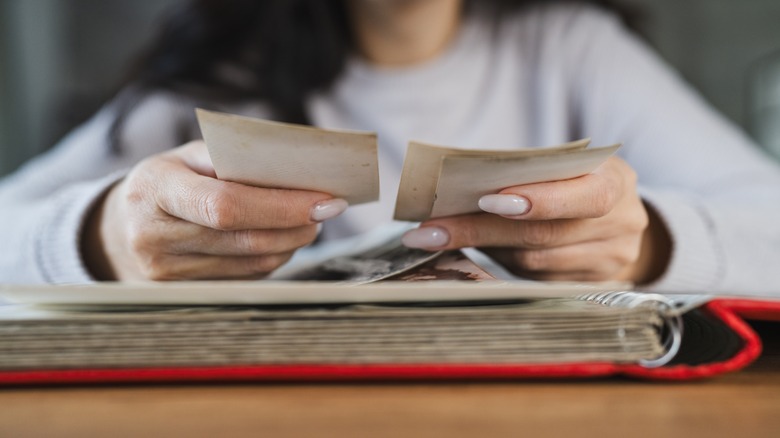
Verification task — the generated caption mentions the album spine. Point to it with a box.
[577,291,683,367]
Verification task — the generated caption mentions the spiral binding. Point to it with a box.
[577,291,683,368]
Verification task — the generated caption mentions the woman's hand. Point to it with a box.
[401,157,671,284]
[82,141,348,281]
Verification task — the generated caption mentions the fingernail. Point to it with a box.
[310,198,348,222]
[401,227,450,249]
[478,194,530,216]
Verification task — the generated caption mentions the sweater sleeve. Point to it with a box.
[559,7,780,295]
[0,92,198,284]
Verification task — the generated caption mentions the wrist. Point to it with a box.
[629,201,672,285]
[80,183,120,281]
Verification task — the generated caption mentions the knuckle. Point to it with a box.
[236,230,271,255]
[247,256,274,274]
[138,253,174,281]
[247,254,289,274]
[616,202,648,236]
[630,208,650,233]
[126,223,154,255]
[618,238,643,266]
[614,249,635,267]
[122,180,147,207]
[127,216,180,255]
[123,157,178,213]
[239,226,318,255]
[201,187,240,230]
[122,168,156,207]
[134,154,167,179]
[514,250,550,271]
[611,157,637,181]
[521,222,558,248]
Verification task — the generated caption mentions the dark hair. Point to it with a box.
[110,0,638,151]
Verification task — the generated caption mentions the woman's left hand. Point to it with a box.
[401,157,670,284]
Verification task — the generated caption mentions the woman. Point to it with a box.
[1,0,779,294]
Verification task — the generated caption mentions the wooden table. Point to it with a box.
[1,323,778,438]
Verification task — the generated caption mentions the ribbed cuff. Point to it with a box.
[34,172,126,284]
[638,188,725,293]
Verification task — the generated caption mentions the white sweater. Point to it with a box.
[2,4,779,295]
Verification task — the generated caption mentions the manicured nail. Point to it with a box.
[401,227,450,249]
[478,194,530,216]
[310,198,348,222]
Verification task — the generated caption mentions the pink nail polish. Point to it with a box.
[310,199,348,222]
[478,194,530,216]
[401,227,450,249]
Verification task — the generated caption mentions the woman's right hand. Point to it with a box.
[83,141,347,281]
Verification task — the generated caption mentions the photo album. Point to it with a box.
[0,109,777,385]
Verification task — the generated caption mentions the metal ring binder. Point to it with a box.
[577,291,683,368]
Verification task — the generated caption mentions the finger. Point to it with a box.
[165,224,319,256]
[402,213,614,250]
[137,252,295,281]
[150,158,347,230]
[478,157,634,220]
[483,236,642,281]
[164,140,218,178]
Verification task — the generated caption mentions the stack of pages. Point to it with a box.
[0,287,667,370]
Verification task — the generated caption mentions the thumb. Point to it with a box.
[166,140,217,178]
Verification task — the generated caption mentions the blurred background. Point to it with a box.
[1,0,780,176]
